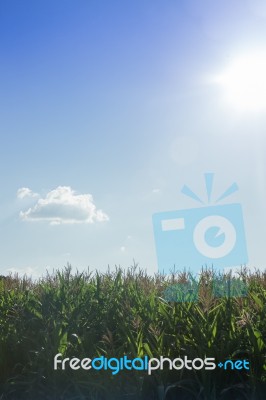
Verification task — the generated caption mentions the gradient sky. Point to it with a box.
[1,0,266,277]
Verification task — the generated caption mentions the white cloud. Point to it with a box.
[17,187,39,199]
[152,188,160,193]
[19,186,109,225]
[120,246,126,252]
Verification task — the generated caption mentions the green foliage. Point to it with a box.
[0,265,265,399]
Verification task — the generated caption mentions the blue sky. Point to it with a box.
[1,0,266,277]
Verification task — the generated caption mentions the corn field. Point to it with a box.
[0,264,265,400]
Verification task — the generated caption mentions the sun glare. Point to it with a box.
[216,53,266,112]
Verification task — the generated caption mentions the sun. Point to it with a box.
[216,52,266,112]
